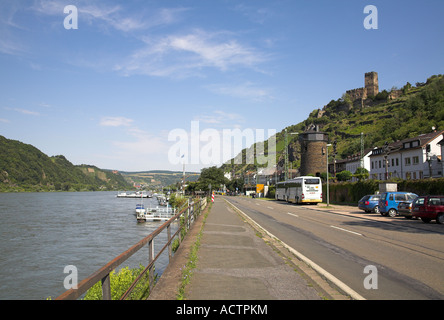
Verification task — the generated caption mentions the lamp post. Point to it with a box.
[285,129,298,181]
[326,143,332,206]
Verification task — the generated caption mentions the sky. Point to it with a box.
[1,0,443,172]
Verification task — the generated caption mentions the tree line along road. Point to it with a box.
[223,196,444,300]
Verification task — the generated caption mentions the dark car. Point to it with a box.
[412,196,444,224]
[398,199,419,219]
[358,194,380,213]
[379,192,418,217]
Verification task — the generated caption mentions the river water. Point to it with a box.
[0,191,175,300]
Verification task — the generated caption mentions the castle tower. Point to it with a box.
[299,130,329,177]
[365,71,379,97]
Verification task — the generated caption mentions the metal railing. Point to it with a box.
[56,197,208,300]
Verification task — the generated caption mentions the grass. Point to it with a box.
[176,201,212,300]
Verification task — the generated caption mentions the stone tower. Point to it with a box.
[365,71,379,97]
[299,130,329,177]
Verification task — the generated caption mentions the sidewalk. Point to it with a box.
[184,197,323,300]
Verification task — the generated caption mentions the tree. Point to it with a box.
[197,166,229,191]
[353,167,369,181]
[336,170,352,182]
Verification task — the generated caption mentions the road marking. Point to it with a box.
[267,206,274,210]
[287,212,299,218]
[330,225,362,236]
[223,198,365,300]
[255,203,260,206]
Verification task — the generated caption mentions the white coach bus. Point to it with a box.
[275,176,323,204]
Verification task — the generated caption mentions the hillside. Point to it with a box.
[222,74,444,175]
[120,170,200,188]
[0,136,132,192]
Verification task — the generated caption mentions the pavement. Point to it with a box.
[183,197,326,300]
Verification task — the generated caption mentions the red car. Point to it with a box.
[412,196,444,224]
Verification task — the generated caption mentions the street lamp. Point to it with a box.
[326,143,332,207]
[285,129,298,181]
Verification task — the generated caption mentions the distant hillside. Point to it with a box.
[0,136,132,192]
[222,74,444,175]
[120,170,200,188]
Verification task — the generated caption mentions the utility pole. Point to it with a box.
[360,132,364,169]
[284,129,288,181]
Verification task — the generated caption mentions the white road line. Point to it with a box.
[267,206,274,210]
[224,199,365,300]
[330,225,362,236]
[287,212,299,218]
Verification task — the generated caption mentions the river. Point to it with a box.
[0,191,175,300]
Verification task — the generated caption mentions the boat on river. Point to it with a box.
[117,191,151,198]
[136,204,176,223]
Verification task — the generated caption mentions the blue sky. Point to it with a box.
[1,0,443,172]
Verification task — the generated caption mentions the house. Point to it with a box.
[369,130,443,180]
[328,149,372,181]
[345,149,373,181]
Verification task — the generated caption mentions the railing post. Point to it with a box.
[101,273,111,300]
[148,239,154,291]
[167,224,172,261]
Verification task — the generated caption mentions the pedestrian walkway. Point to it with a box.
[184,197,322,300]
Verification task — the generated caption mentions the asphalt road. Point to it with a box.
[224,196,444,300]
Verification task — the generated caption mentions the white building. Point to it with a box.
[345,149,372,181]
[369,130,443,180]
[328,149,372,181]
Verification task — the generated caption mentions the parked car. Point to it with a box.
[412,195,444,224]
[379,192,418,217]
[358,194,380,213]
[398,200,417,219]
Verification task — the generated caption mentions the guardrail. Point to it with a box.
[56,197,208,300]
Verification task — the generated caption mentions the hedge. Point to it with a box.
[322,178,444,204]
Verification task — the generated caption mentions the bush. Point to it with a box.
[83,265,152,300]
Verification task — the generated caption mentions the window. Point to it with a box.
[395,194,406,201]
[396,158,399,166]
[413,156,419,165]
[429,198,441,206]
[405,157,411,166]
[391,159,395,167]
[379,160,381,168]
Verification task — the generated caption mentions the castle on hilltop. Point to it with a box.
[346,71,379,101]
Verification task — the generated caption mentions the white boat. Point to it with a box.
[136,205,176,222]
[117,191,150,198]
[135,204,146,215]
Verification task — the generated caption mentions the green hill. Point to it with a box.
[0,136,132,192]
[222,74,444,175]
[120,170,200,188]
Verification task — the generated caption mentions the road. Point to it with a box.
[223,196,444,300]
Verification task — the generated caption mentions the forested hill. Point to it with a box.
[222,74,444,175]
[0,136,132,192]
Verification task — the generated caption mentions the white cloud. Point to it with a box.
[100,116,133,127]
[194,110,244,126]
[205,82,274,101]
[115,29,268,78]
[4,107,40,116]
[31,1,185,33]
